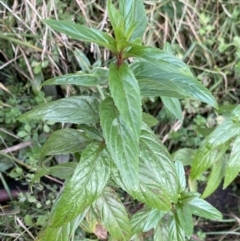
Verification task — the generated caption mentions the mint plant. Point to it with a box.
[19,1,222,240]
[185,104,240,198]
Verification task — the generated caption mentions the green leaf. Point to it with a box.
[130,233,144,241]
[154,222,171,241]
[49,142,111,227]
[143,209,166,232]
[100,97,139,192]
[80,207,99,233]
[169,219,186,241]
[154,216,185,241]
[111,162,171,211]
[131,61,217,108]
[107,0,124,42]
[32,163,77,183]
[186,197,222,220]
[175,161,186,193]
[109,63,142,140]
[131,207,165,234]
[44,20,117,52]
[74,48,91,72]
[175,204,193,236]
[41,129,90,157]
[207,119,240,147]
[93,187,131,240]
[161,97,183,122]
[137,159,172,211]
[130,207,151,234]
[179,191,201,203]
[139,124,178,203]
[163,42,173,54]
[79,125,104,142]
[18,96,99,124]
[37,211,87,241]
[172,148,196,166]
[127,46,192,74]
[142,112,158,127]
[202,155,227,198]
[231,104,240,122]
[224,135,240,188]
[136,78,187,99]
[119,0,147,41]
[42,68,108,87]
[190,142,229,180]
[80,207,107,239]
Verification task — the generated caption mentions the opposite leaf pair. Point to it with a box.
[19,0,222,240]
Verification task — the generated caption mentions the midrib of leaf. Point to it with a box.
[140,183,158,199]
[140,135,177,201]
[101,194,124,234]
[115,70,139,137]
[85,99,99,116]
[59,24,110,44]
[51,142,107,226]
[113,107,137,182]
[82,143,105,194]
[141,141,172,182]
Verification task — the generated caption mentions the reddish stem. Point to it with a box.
[116,52,125,68]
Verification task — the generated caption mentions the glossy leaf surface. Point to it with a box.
[130,207,151,234]
[172,148,196,166]
[32,162,77,183]
[131,207,165,234]
[202,155,227,198]
[18,96,99,124]
[224,135,240,188]
[154,217,185,241]
[44,20,117,52]
[142,209,166,232]
[127,46,193,74]
[41,129,90,157]
[154,221,171,241]
[50,142,111,227]
[100,97,139,191]
[79,125,104,142]
[74,48,91,72]
[137,157,172,211]
[207,119,240,147]
[94,187,131,240]
[169,219,186,241]
[111,161,171,211]
[178,191,201,203]
[131,61,217,108]
[186,197,222,220]
[109,63,141,140]
[137,78,186,99]
[80,207,99,233]
[107,0,124,42]
[190,143,228,180]
[161,96,182,121]
[38,212,86,241]
[175,204,193,236]
[142,112,158,127]
[42,68,108,86]
[119,0,147,40]
[175,161,186,193]
[139,124,178,203]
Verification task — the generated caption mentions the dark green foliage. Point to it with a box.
[17,1,226,240]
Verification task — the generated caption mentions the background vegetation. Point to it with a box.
[1,0,240,240]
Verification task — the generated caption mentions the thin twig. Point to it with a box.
[1,141,32,154]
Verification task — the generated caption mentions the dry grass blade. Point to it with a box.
[15,216,35,240]
[0,141,32,154]
[0,82,11,94]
